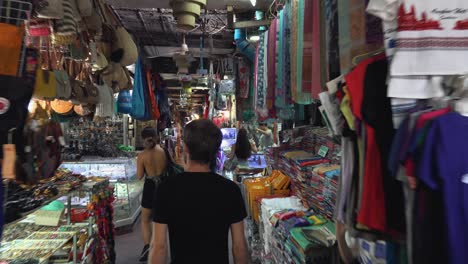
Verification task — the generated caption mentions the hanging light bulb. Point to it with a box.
[250,0,256,6]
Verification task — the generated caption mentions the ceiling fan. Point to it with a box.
[144,35,193,59]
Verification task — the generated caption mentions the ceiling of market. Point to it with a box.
[106,0,273,107]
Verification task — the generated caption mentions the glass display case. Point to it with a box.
[60,157,143,228]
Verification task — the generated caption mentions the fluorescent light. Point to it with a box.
[250,0,256,6]
[249,35,260,42]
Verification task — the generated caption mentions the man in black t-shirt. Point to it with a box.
[149,119,249,264]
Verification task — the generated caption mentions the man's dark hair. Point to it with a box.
[183,119,222,164]
[141,127,157,139]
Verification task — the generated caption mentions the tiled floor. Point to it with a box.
[115,217,144,264]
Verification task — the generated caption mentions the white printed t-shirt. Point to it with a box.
[368,0,468,76]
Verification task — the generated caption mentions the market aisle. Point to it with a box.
[115,216,235,263]
[116,217,143,264]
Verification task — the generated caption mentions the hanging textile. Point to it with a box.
[326,0,341,80]
[256,32,268,117]
[146,70,160,120]
[292,0,313,104]
[238,58,250,99]
[301,0,322,99]
[278,3,295,120]
[276,9,285,108]
[267,17,277,117]
[131,58,151,120]
[364,0,383,45]
[338,0,382,73]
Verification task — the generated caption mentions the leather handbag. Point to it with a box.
[53,70,71,99]
[71,79,99,105]
[0,23,24,76]
[35,0,64,19]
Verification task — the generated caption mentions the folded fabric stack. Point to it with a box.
[305,165,340,219]
[276,149,340,219]
[264,208,336,264]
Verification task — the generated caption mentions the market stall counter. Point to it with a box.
[60,157,143,228]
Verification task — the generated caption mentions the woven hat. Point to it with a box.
[51,99,74,115]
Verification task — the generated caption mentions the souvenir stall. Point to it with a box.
[1,170,115,264]
[241,126,341,263]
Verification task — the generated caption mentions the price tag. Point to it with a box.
[318,145,329,158]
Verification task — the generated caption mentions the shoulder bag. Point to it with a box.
[159,148,184,182]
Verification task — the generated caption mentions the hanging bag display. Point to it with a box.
[26,19,52,37]
[68,35,88,60]
[35,0,64,19]
[77,0,93,17]
[0,23,24,76]
[51,0,77,46]
[113,26,138,66]
[100,62,129,93]
[34,69,57,99]
[34,52,57,99]
[130,58,150,120]
[117,90,132,114]
[54,70,71,99]
[52,50,72,99]
[72,68,99,105]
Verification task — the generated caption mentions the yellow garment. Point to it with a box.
[313,164,340,175]
[340,86,355,131]
[283,150,309,159]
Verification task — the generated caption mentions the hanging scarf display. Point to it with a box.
[256,32,268,117]
[326,0,341,80]
[299,0,322,99]
[338,0,381,73]
[267,18,277,118]
[238,58,250,99]
[294,0,313,104]
[276,10,285,108]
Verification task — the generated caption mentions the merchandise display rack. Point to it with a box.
[60,157,143,228]
[1,179,112,263]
